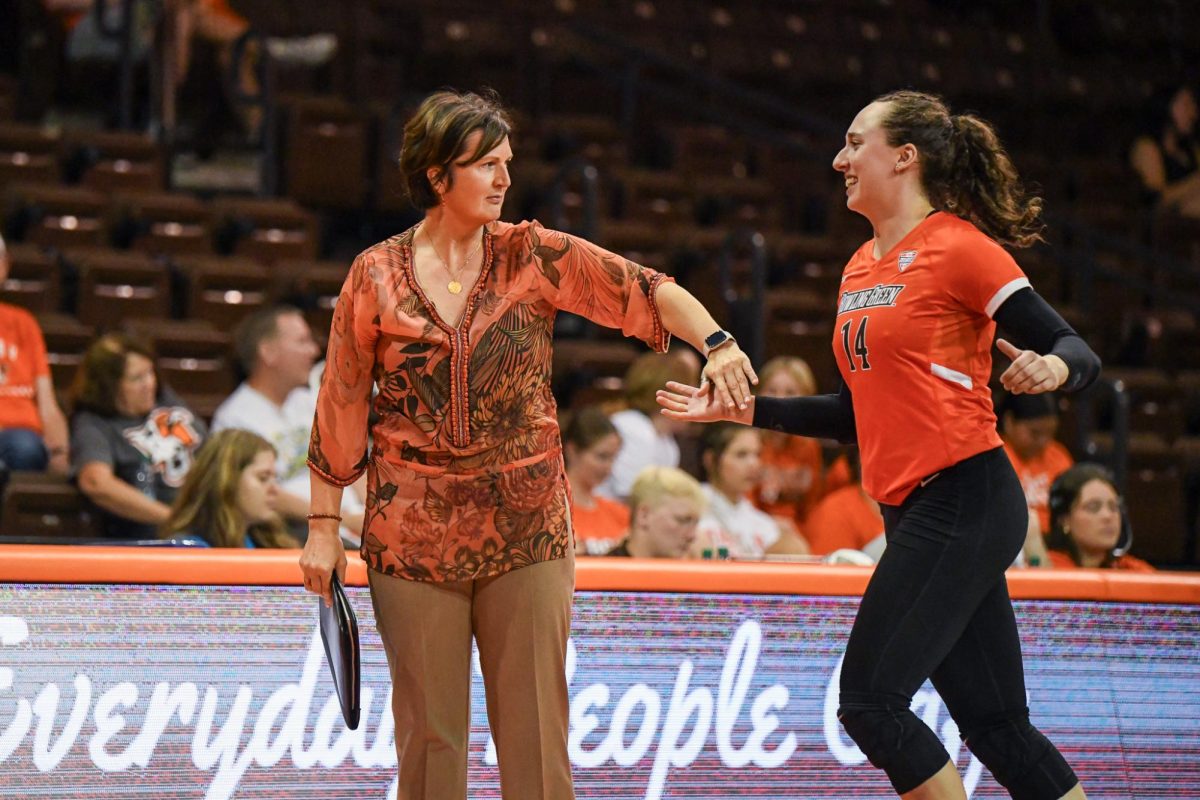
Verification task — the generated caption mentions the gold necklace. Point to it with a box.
[423,223,483,295]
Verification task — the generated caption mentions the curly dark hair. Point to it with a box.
[875,90,1044,247]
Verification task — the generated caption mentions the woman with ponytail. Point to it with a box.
[658,91,1098,799]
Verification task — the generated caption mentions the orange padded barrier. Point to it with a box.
[1,545,1198,604]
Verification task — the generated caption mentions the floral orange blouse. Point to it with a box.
[308,220,672,582]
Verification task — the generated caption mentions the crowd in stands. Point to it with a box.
[1,0,1196,572]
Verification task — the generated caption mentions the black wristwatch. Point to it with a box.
[703,329,736,356]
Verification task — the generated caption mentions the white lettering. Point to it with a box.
[0,617,32,763]
[606,685,660,767]
[33,676,91,771]
[645,661,711,800]
[127,683,198,767]
[89,682,139,771]
[715,620,795,767]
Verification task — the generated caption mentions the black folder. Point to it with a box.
[318,571,361,729]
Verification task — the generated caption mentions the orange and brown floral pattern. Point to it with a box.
[309,220,672,582]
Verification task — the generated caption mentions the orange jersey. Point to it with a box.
[0,303,50,432]
[572,495,631,555]
[1003,440,1074,533]
[752,434,824,524]
[1046,550,1155,572]
[834,213,1029,505]
[804,484,884,556]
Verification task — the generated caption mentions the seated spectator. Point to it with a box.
[694,423,809,558]
[70,333,207,538]
[599,349,700,499]
[1045,463,1154,571]
[750,356,825,528]
[563,406,629,555]
[606,466,705,558]
[804,449,884,558]
[0,234,70,473]
[160,428,298,547]
[999,392,1074,537]
[212,306,365,543]
[1130,82,1200,219]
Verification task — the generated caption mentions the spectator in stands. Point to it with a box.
[563,406,629,556]
[600,349,700,500]
[297,88,756,800]
[804,449,884,558]
[70,333,207,539]
[0,234,70,473]
[695,423,810,558]
[1045,463,1154,571]
[1130,82,1200,219]
[751,356,825,528]
[211,306,365,543]
[606,466,705,558]
[160,428,297,547]
[999,391,1074,537]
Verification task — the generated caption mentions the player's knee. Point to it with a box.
[837,703,903,767]
[961,713,1077,800]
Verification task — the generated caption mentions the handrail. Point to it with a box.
[546,156,600,240]
[227,30,278,196]
[92,0,138,130]
[717,227,768,365]
[1073,376,1131,491]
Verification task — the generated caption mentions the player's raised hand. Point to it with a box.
[996,338,1068,395]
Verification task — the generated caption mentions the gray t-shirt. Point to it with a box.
[70,396,207,539]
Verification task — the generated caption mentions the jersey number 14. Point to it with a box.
[840,318,871,371]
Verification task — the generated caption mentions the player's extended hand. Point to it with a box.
[299,525,348,608]
[700,342,759,412]
[656,381,753,425]
[996,338,1068,395]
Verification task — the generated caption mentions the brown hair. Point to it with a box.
[1045,462,1122,567]
[756,356,817,397]
[875,90,1044,247]
[70,333,159,417]
[233,305,304,375]
[160,429,297,548]
[562,405,619,453]
[700,422,760,481]
[622,351,700,416]
[399,89,513,209]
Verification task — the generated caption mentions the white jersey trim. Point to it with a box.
[984,277,1031,318]
[930,362,973,390]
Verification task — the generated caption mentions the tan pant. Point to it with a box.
[368,551,576,800]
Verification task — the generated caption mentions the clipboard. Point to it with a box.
[318,571,361,729]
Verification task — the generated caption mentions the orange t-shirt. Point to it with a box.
[1047,550,1155,572]
[572,495,631,555]
[803,484,884,555]
[835,213,1029,505]
[752,434,824,525]
[0,303,50,433]
[1003,440,1074,534]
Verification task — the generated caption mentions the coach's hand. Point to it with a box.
[299,524,347,608]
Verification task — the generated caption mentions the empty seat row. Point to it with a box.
[3,183,320,261]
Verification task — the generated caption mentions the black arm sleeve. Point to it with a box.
[751,380,857,444]
[992,287,1101,393]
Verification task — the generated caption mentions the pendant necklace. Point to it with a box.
[423,223,483,295]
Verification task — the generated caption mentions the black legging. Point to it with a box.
[837,447,1079,799]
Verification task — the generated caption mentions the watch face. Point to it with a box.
[706,330,729,349]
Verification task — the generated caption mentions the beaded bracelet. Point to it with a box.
[306,512,343,522]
